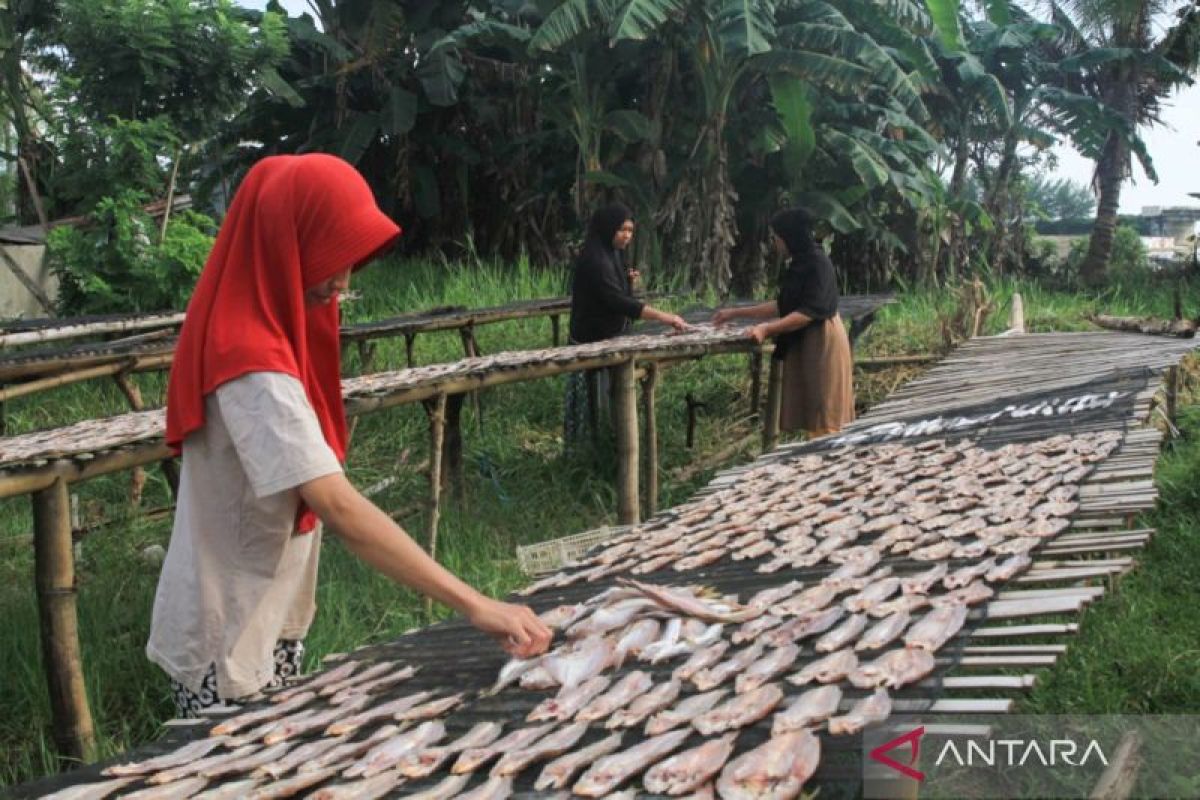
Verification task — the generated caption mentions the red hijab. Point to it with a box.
[166,154,400,531]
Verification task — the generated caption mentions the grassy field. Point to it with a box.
[1,262,1198,786]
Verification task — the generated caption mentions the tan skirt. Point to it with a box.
[779,313,856,437]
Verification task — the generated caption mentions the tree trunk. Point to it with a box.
[1079,132,1128,286]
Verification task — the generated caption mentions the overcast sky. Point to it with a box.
[246,0,1199,213]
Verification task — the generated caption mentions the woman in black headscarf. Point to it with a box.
[712,207,855,437]
[564,203,686,448]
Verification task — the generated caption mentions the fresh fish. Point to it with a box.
[329,666,417,705]
[528,675,611,722]
[209,692,316,736]
[944,558,997,590]
[732,614,783,644]
[542,635,613,689]
[317,662,396,698]
[616,578,763,623]
[608,679,682,729]
[694,683,784,734]
[535,732,625,790]
[614,619,662,666]
[146,744,259,785]
[120,777,209,800]
[815,614,868,653]
[639,618,683,662]
[301,724,400,773]
[829,688,892,734]
[850,647,937,690]
[577,671,653,722]
[789,649,858,686]
[325,690,433,735]
[716,729,820,800]
[646,688,729,736]
[986,554,1032,582]
[397,721,504,778]
[263,695,370,744]
[566,599,655,638]
[191,778,260,800]
[763,606,844,648]
[256,734,347,778]
[104,736,230,776]
[692,643,765,691]
[492,721,588,777]
[487,655,541,696]
[453,722,556,774]
[643,733,738,796]
[843,578,901,613]
[735,645,800,694]
[573,729,692,796]
[308,770,405,800]
[270,661,357,704]
[201,741,291,780]
[246,765,342,799]
[674,641,729,682]
[519,664,558,690]
[905,602,969,650]
[746,580,804,609]
[343,720,446,778]
[402,774,471,800]
[37,777,138,800]
[772,685,843,734]
[540,603,588,629]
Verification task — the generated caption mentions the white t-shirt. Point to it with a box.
[147,371,343,698]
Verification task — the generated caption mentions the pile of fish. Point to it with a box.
[43,431,1119,799]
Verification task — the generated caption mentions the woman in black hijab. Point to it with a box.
[712,208,855,437]
[564,203,685,449]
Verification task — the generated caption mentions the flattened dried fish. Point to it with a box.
[329,666,417,705]
[191,778,260,800]
[855,611,911,652]
[646,688,729,736]
[789,649,857,686]
[944,558,997,590]
[776,586,836,617]
[317,662,395,698]
[487,656,540,696]
[986,553,1032,582]
[246,765,342,799]
[694,683,784,734]
[850,647,936,689]
[491,722,588,777]
[870,594,930,618]
[453,723,555,774]
[608,679,682,729]
[343,720,445,779]
[617,578,763,623]
[543,636,614,690]
[402,774,470,800]
[121,776,209,800]
[674,641,730,683]
[934,580,994,607]
[716,729,820,800]
[733,540,775,561]
[308,770,404,800]
[104,736,230,776]
[763,607,844,648]
[38,777,138,800]
[456,775,513,800]
[264,695,370,744]
[534,733,625,790]
[732,613,783,644]
[301,725,399,773]
[519,665,557,690]
[692,643,764,691]
[270,661,356,704]
[210,692,316,736]
[202,741,291,780]
[614,619,662,666]
[828,688,892,735]
[815,613,868,653]
[772,685,843,735]
[573,729,692,796]
[993,536,1040,555]
[1029,517,1070,538]
[900,563,948,595]
[747,580,804,609]
[256,734,347,779]
[566,599,655,639]
[843,578,901,613]
[735,645,800,694]
[911,541,957,561]
[643,733,737,796]
[577,671,653,722]
[905,603,968,651]
[528,675,611,722]
[397,721,503,778]
[325,690,433,736]
[146,744,259,785]
[677,548,727,571]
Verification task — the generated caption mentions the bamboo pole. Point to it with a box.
[459,324,484,430]
[158,150,182,244]
[425,394,448,561]
[443,394,465,501]
[404,334,416,367]
[641,362,659,519]
[0,355,173,403]
[32,472,97,763]
[613,359,640,525]
[550,314,561,347]
[748,350,763,416]
[763,355,784,452]
[112,371,147,507]
[1166,365,1178,423]
[0,313,185,348]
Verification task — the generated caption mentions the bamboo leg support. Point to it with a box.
[404,334,416,367]
[1166,366,1178,423]
[551,314,561,347]
[459,325,484,430]
[614,359,640,525]
[113,372,147,507]
[356,341,377,374]
[443,394,465,502]
[33,474,97,764]
[424,394,447,614]
[748,350,763,416]
[641,363,659,519]
[763,356,783,452]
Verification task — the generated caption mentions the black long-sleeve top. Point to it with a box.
[774,245,840,358]
[568,243,644,344]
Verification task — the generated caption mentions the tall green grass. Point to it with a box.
[0,264,1196,785]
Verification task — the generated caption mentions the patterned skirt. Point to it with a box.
[169,639,305,718]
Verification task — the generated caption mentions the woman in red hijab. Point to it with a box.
[147,154,550,716]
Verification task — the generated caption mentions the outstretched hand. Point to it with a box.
[712,308,737,327]
[468,597,553,658]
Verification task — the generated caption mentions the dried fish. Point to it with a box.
[246,764,342,799]
[402,774,471,800]
[491,722,588,777]
[986,553,1032,582]
[677,548,727,571]
[519,665,558,691]
[869,594,930,619]
[325,690,433,736]
[1029,517,1070,538]
[146,745,259,785]
[456,775,513,800]
[566,599,655,639]
[301,725,400,774]
[815,613,869,653]
[934,580,995,607]
[608,679,683,729]
[397,721,503,778]
[38,777,138,800]
[993,536,1041,555]
[692,643,765,691]
[256,734,347,779]
[329,666,417,705]
[270,662,357,704]
[716,729,820,800]
[104,736,230,776]
[121,776,209,800]
[643,733,738,796]
[732,540,775,561]
[264,695,370,744]
[646,689,729,736]
[776,586,837,617]
[850,648,936,689]
[829,688,892,735]
[763,607,844,648]
[900,563,948,595]
[343,720,445,779]
[732,613,783,644]
[317,662,396,698]
[487,655,541,696]
[573,729,692,796]
[614,619,662,666]
[191,778,260,800]
[905,603,969,650]
[528,675,611,722]
[617,578,763,623]
[952,539,991,560]
[540,604,588,630]
[201,741,292,780]
[209,692,316,736]
[843,578,901,613]
[577,671,654,722]
[308,770,405,800]
[453,723,556,774]
[673,641,730,683]
[944,558,997,590]
[856,611,911,652]
[736,645,800,694]
[543,636,614,690]
[639,618,684,663]
[911,541,957,561]
[694,683,784,734]
[772,685,843,735]
[534,733,624,790]
[746,580,804,609]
